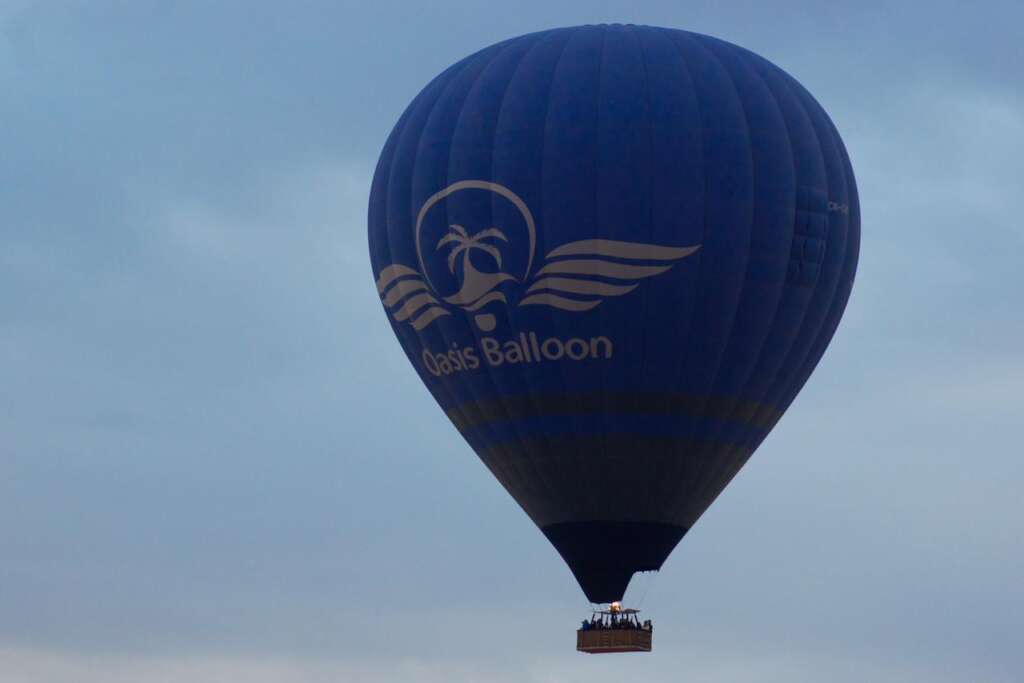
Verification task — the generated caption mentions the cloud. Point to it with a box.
[1,3,1021,680]
[151,162,372,266]
[1,639,1017,683]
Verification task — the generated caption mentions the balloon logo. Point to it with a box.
[368,24,860,606]
[378,179,700,332]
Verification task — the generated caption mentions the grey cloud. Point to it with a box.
[0,1,1020,680]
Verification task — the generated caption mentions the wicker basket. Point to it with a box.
[576,628,652,654]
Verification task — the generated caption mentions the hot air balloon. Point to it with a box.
[368,24,859,651]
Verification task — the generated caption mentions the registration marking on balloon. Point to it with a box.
[376,180,700,374]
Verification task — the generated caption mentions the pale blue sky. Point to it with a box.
[1,1,1021,681]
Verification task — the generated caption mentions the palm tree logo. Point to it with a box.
[375,179,701,334]
[436,224,515,331]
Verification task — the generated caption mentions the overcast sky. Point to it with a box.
[1,1,1021,681]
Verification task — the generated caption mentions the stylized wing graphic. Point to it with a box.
[520,239,700,312]
[376,264,450,331]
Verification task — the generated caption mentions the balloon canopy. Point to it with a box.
[368,24,859,604]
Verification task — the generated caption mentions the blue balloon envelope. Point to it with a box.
[368,25,859,603]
